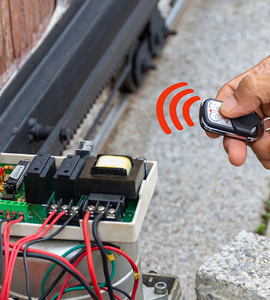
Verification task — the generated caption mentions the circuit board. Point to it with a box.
[0,162,138,225]
[0,152,157,243]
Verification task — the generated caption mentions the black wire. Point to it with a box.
[40,241,121,299]
[39,248,86,300]
[64,283,133,300]
[111,286,133,300]
[23,213,77,300]
[92,213,115,300]
[0,217,15,284]
[24,252,100,300]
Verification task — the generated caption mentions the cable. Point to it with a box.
[24,252,100,300]
[1,215,23,300]
[92,213,115,300]
[9,241,93,297]
[83,211,103,299]
[49,284,132,300]
[101,288,122,300]
[1,212,59,300]
[41,245,116,300]
[40,247,86,300]
[111,286,133,300]
[23,212,78,300]
[56,245,115,300]
[0,217,15,284]
[102,245,140,300]
[49,285,123,300]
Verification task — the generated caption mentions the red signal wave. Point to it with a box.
[156,82,201,134]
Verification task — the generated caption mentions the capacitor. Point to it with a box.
[0,168,5,176]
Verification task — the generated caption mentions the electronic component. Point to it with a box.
[79,157,145,198]
[24,154,56,204]
[4,160,29,194]
[91,154,132,176]
[83,193,126,221]
[0,151,157,242]
[0,200,27,220]
[54,155,86,205]
[199,98,264,141]
[1,193,15,201]
[46,198,84,225]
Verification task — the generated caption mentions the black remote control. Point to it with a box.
[199,98,264,142]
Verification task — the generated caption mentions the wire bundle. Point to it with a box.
[0,209,140,300]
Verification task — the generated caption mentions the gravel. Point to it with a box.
[104,0,270,299]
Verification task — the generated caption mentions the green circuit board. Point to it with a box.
[0,163,137,224]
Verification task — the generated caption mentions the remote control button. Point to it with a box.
[209,101,221,111]
[209,112,219,122]
[221,117,229,125]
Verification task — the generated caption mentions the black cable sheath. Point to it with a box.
[92,213,115,300]
[111,286,133,300]
[0,217,15,284]
[39,248,86,300]
[25,252,100,300]
[23,213,77,300]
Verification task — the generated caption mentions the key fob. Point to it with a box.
[199,98,264,142]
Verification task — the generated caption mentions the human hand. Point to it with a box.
[206,56,270,168]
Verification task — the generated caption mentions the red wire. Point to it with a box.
[101,287,122,300]
[3,213,140,300]
[1,211,56,299]
[58,245,139,300]
[55,251,87,299]
[2,214,11,277]
[8,242,91,296]
[1,215,24,300]
[102,246,139,300]
[2,211,64,300]
[82,212,103,300]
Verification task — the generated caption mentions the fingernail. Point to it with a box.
[221,96,238,112]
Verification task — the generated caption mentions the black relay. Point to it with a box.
[54,155,86,205]
[24,154,56,204]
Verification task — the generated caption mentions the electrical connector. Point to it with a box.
[83,193,125,221]
[0,200,27,220]
[46,197,83,225]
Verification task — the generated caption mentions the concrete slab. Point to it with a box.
[196,231,270,300]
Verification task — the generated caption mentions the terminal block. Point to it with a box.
[83,193,125,221]
[24,154,56,204]
[46,198,83,225]
[0,200,27,220]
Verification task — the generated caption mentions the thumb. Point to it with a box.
[220,73,270,118]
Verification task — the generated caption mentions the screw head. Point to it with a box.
[108,208,116,214]
[87,205,95,212]
[51,204,57,211]
[97,206,105,213]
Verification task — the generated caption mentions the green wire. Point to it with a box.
[50,286,85,300]
[41,244,86,296]
[41,243,116,299]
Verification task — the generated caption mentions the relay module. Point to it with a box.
[0,146,157,243]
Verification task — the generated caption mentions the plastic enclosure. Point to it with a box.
[0,153,158,243]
